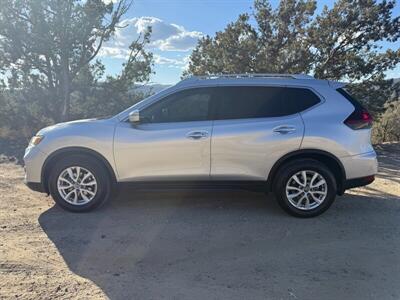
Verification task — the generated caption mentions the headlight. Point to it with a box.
[29,135,44,147]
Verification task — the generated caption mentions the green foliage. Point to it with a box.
[185,0,400,141]
[372,100,400,143]
[309,0,400,80]
[346,75,399,116]
[0,0,153,145]
[253,0,317,74]
[0,0,153,123]
[186,14,258,75]
[186,0,399,112]
[69,31,154,120]
[187,0,400,82]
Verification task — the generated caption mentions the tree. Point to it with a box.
[70,31,154,120]
[253,0,316,74]
[186,14,258,75]
[186,0,400,83]
[372,100,400,143]
[185,0,400,121]
[0,0,153,157]
[309,0,400,80]
[0,0,137,122]
[346,74,399,115]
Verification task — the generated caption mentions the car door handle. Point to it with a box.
[186,131,209,139]
[273,125,296,134]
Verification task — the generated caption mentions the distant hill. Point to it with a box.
[130,84,172,95]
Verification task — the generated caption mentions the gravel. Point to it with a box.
[1,143,399,300]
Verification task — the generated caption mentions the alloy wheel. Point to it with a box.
[57,166,98,205]
[285,170,328,210]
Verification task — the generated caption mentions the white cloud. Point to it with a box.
[155,30,203,52]
[98,47,130,59]
[102,0,119,4]
[98,48,189,70]
[98,17,200,70]
[131,17,181,41]
[109,17,203,52]
[153,54,190,69]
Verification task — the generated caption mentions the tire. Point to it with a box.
[273,159,337,218]
[48,154,112,212]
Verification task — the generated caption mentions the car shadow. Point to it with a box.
[38,187,400,300]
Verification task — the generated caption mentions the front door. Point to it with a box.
[114,87,215,182]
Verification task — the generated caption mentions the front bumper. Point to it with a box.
[25,181,46,193]
[23,145,47,190]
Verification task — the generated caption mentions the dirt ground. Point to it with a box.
[0,144,399,300]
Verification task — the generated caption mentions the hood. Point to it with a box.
[37,118,110,136]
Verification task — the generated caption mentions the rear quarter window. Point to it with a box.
[336,88,366,110]
[281,88,321,115]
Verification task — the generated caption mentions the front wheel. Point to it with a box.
[273,159,337,218]
[48,155,112,212]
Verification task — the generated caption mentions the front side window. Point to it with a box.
[141,88,213,123]
[214,86,321,120]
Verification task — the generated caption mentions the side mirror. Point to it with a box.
[128,110,140,124]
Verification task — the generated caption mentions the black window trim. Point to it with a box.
[123,84,325,123]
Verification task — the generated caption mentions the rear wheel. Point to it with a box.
[273,159,337,218]
[48,155,112,212]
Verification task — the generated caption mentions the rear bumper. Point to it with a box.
[343,175,375,190]
[341,151,378,180]
[337,175,375,195]
[338,151,377,195]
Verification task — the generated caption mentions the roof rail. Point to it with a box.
[180,73,314,83]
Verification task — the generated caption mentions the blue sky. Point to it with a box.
[100,0,400,84]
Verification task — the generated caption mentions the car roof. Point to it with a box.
[176,74,345,89]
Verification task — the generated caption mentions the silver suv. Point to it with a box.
[24,74,378,217]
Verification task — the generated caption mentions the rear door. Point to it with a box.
[210,86,320,180]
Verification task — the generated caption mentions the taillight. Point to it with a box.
[344,109,373,130]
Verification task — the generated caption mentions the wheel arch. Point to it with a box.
[266,149,346,195]
[41,147,117,194]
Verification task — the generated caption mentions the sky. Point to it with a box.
[100,0,400,84]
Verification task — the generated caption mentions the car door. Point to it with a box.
[114,87,215,181]
[210,85,320,181]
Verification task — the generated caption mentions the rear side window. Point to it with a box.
[214,86,320,120]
